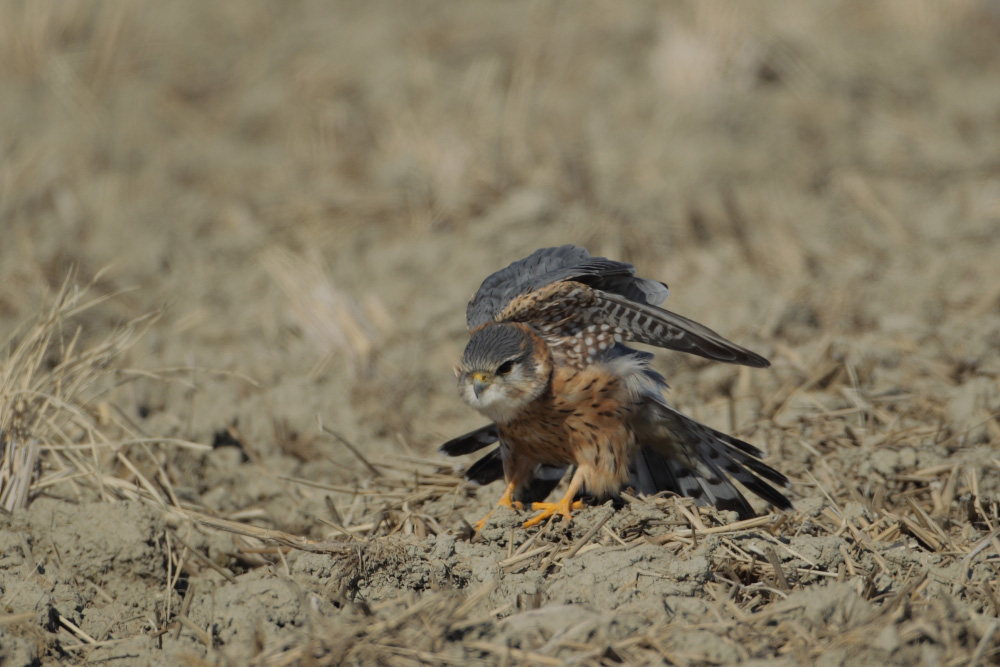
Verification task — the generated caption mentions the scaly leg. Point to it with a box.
[523,467,586,528]
[472,481,523,533]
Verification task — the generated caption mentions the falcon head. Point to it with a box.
[458,323,551,424]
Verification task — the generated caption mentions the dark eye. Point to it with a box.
[496,360,515,375]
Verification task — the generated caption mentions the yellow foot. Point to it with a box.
[472,499,523,533]
[472,511,492,534]
[523,499,584,528]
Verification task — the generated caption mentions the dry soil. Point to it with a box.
[2,2,1000,665]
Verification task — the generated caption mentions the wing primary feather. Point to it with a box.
[439,424,498,456]
[634,400,791,517]
[463,448,504,485]
[594,291,770,368]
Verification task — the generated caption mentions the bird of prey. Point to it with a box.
[440,245,790,531]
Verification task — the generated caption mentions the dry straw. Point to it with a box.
[0,271,169,512]
[2,273,998,664]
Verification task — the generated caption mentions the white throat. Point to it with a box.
[460,381,526,424]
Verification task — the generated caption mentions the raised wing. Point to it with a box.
[466,245,669,330]
[467,245,767,367]
[592,292,770,368]
[498,279,770,368]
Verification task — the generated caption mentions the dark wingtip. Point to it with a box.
[438,438,463,455]
[714,495,757,521]
[439,424,499,456]
[464,448,504,485]
[717,481,792,519]
[742,476,794,513]
[727,346,770,368]
[692,347,770,369]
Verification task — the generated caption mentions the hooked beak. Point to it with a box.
[472,372,489,398]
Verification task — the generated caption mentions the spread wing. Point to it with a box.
[470,245,768,367]
[439,413,791,518]
[630,396,791,518]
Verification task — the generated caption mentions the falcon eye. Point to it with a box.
[496,360,515,375]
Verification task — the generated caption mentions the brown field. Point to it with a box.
[2,1,1000,665]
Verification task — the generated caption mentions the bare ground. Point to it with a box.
[2,1,1000,665]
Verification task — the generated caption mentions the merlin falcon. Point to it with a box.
[440,245,791,531]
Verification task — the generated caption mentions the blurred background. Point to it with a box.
[3,0,1000,506]
[3,1,1000,663]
